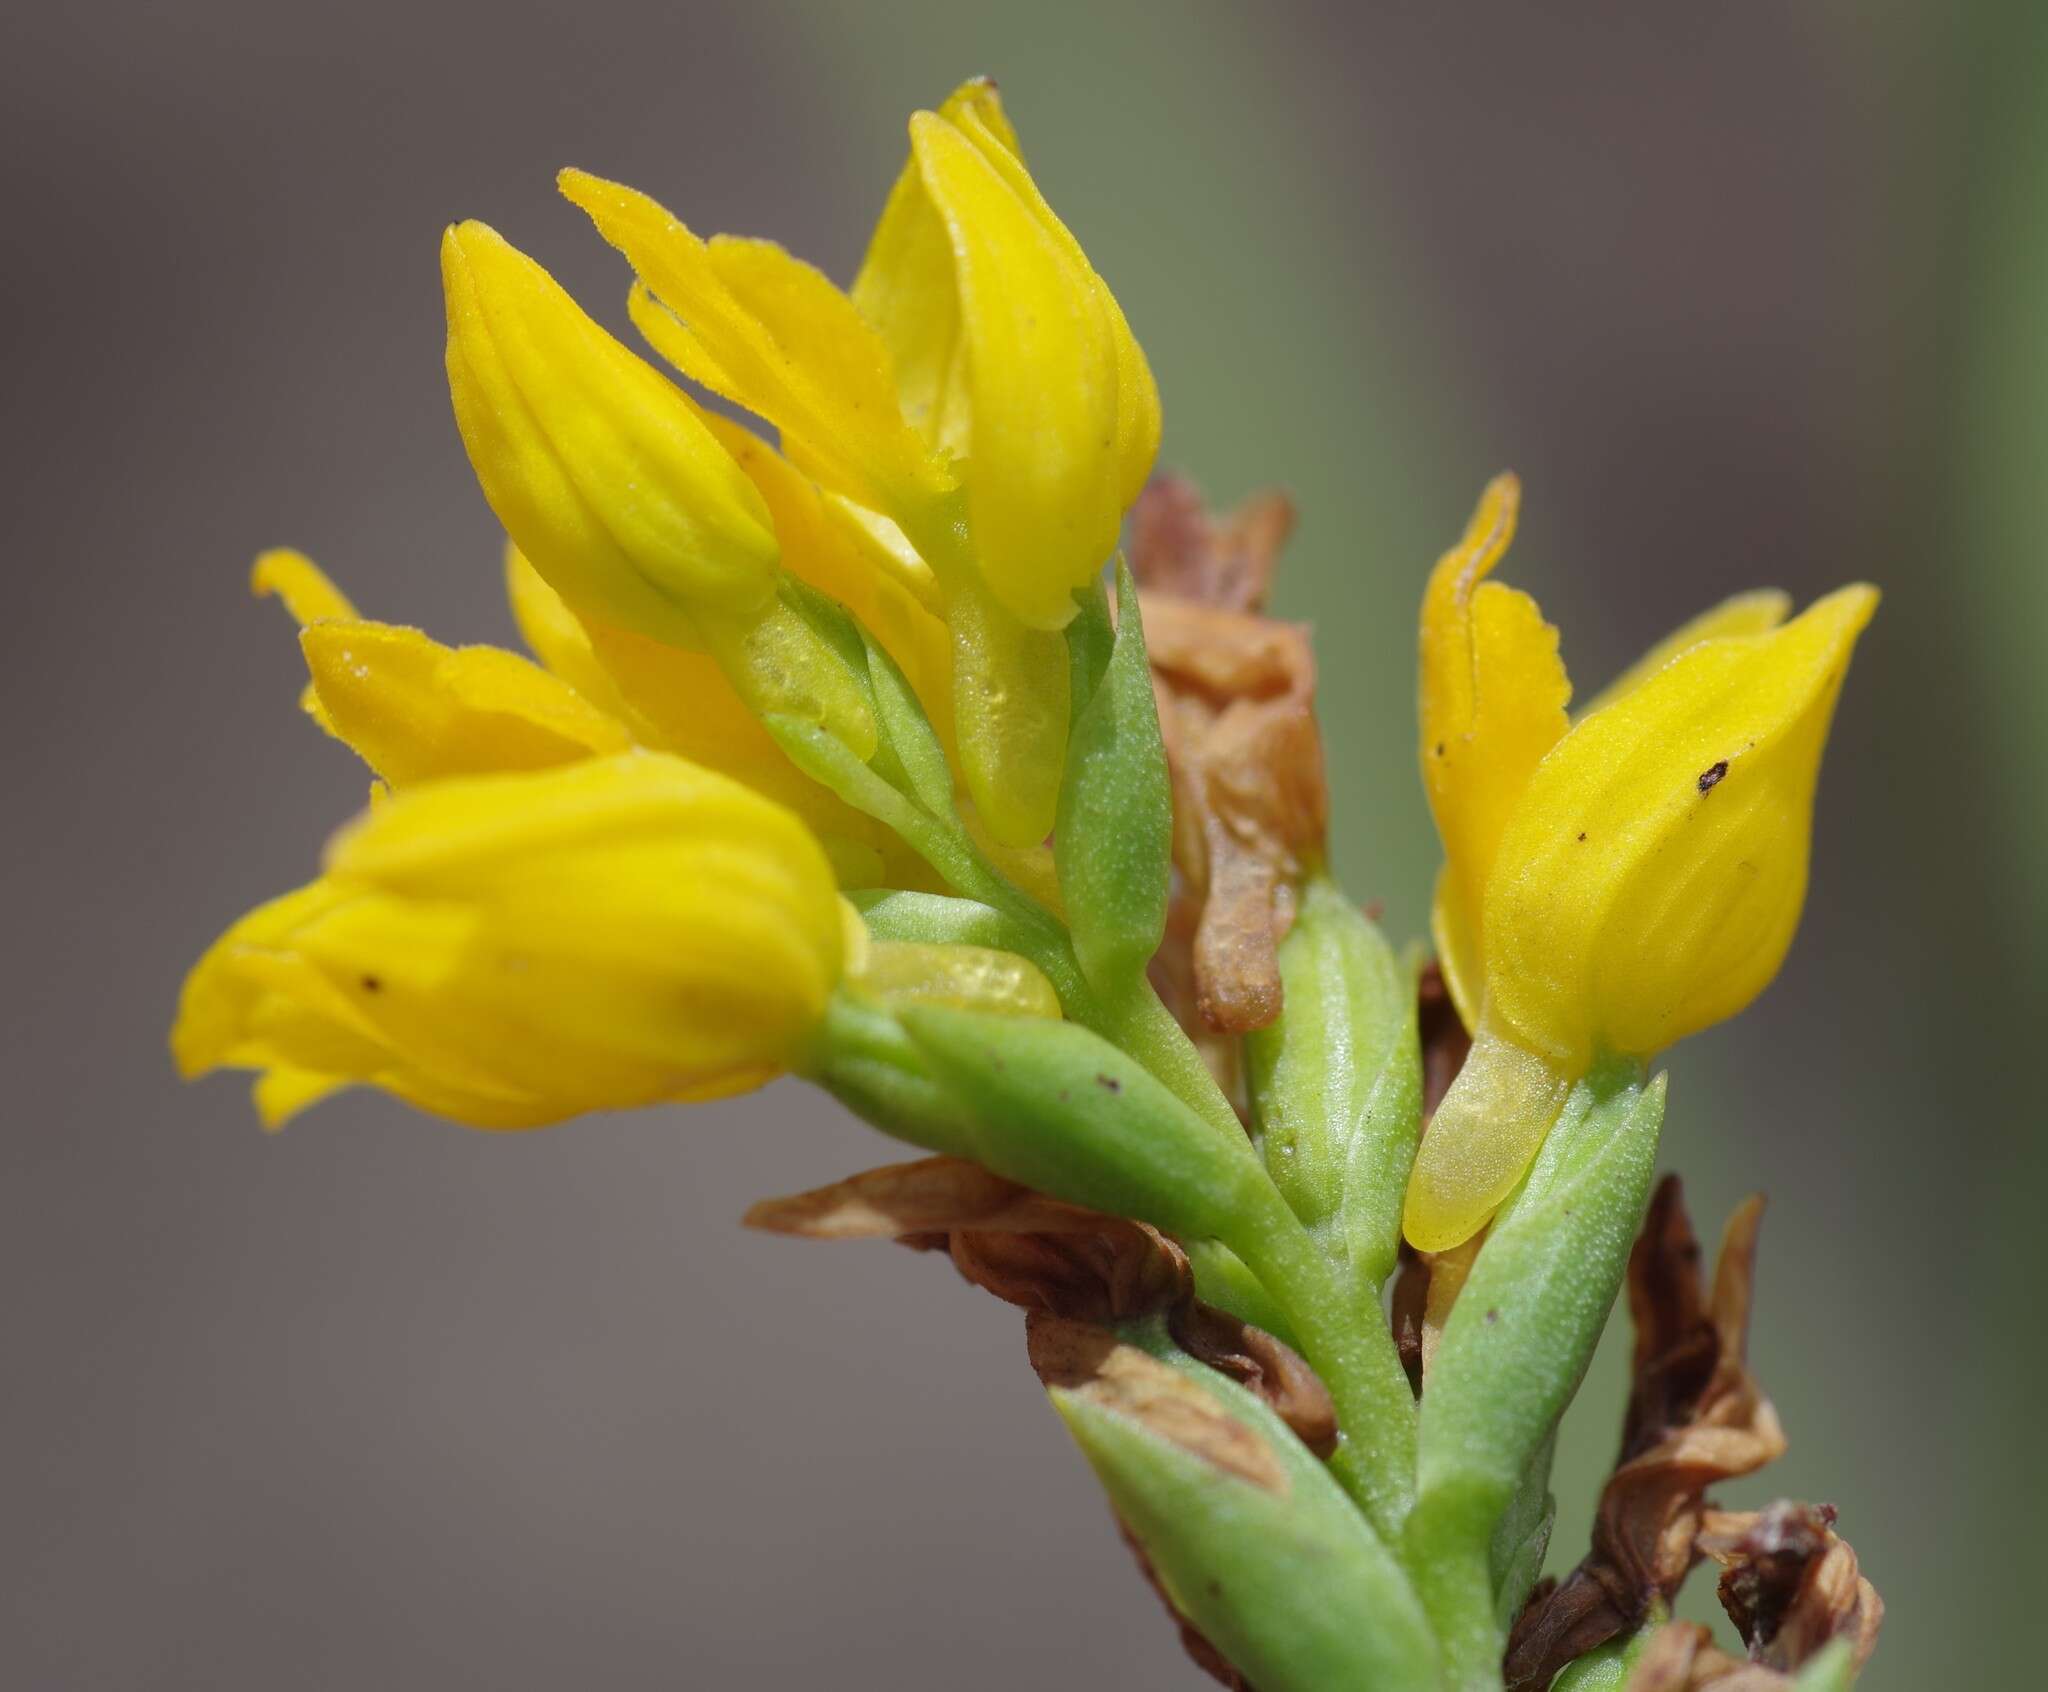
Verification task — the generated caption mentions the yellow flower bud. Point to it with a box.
[172,752,846,1128]
[1405,478,1877,1250]
[846,83,1156,624]
[853,940,1063,1020]
[440,221,780,647]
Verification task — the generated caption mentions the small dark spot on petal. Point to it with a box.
[360,974,383,993]
[1576,831,1587,842]
[1697,760,1729,794]
[1435,741,1446,757]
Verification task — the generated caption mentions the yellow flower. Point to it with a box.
[254,550,632,786]
[1404,476,1877,1251]
[173,753,847,1128]
[557,79,1158,844]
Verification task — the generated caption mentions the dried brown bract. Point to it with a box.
[745,1154,1335,1456]
[1699,1501,1882,1674]
[1131,474,1327,1043]
[1506,1179,1792,1689]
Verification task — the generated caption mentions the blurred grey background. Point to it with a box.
[3,2,2038,1686]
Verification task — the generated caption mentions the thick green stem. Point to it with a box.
[1229,1200,1418,1546]
[1402,1503,1504,1692]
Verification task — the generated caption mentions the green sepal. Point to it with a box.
[764,712,937,859]
[858,625,955,817]
[804,990,979,1161]
[1791,1639,1858,1690]
[1404,1064,1665,1684]
[1549,1633,1642,1692]
[1180,1238,1300,1352]
[847,889,1026,950]
[1419,1062,1664,1515]
[1489,1434,1556,1631]
[1054,557,1171,996]
[892,1001,1278,1247]
[1244,876,1422,1294]
[1050,1319,1442,1692]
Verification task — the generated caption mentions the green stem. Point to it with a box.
[1403,1521,1503,1692]
[1091,974,1246,1144]
[1228,1199,1418,1547]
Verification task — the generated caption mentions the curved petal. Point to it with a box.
[1483,585,1879,1067]
[1417,475,1570,1027]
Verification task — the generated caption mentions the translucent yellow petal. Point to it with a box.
[298,620,631,786]
[251,549,358,623]
[1401,1020,1575,1252]
[692,597,878,763]
[1418,474,1571,1024]
[441,221,778,645]
[1482,585,1878,1068]
[855,941,1062,1019]
[946,568,1070,845]
[1580,588,1793,717]
[560,169,950,516]
[909,112,1122,632]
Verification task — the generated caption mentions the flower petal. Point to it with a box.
[1417,475,1571,1028]
[441,221,779,644]
[1580,588,1793,717]
[1483,585,1878,1067]
[297,620,631,785]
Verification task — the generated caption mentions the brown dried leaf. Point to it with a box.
[1130,472,1295,614]
[1506,1180,1792,1690]
[1028,1311,1291,1493]
[1700,1503,1883,1674]
[746,1156,1337,1456]
[742,1155,1104,1240]
[1623,1623,1760,1692]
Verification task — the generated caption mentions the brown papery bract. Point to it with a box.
[1131,474,1328,1045]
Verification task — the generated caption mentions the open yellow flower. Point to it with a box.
[173,753,848,1128]
[1404,476,1877,1251]
[557,78,1159,844]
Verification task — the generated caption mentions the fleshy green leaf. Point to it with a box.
[859,625,955,817]
[1244,876,1422,1294]
[1404,1064,1665,1679]
[1050,1321,1442,1692]
[1054,557,1171,995]
[894,1001,1278,1246]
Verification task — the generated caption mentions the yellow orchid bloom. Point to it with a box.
[556,80,1158,844]
[1404,477,1877,1251]
[173,752,848,1128]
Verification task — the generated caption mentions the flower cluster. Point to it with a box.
[172,80,1878,1692]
